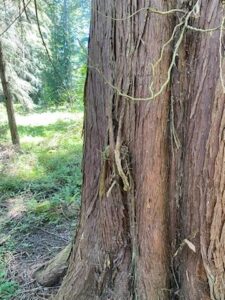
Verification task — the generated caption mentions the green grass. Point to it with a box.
[0,273,18,300]
[0,105,83,298]
[0,108,83,206]
[0,106,83,215]
[0,257,18,300]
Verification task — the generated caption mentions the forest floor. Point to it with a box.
[0,104,83,299]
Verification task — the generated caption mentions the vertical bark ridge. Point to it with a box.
[171,1,225,299]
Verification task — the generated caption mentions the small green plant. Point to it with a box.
[0,264,18,300]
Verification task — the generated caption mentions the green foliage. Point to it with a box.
[41,0,90,107]
[73,65,87,110]
[0,249,18,300]
[0,0,50,110]
[0,0,90,110]
[0,263,18,300]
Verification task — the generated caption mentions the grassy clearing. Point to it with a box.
[0,104,83,299]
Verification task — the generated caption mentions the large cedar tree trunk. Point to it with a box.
[55,1,225,299]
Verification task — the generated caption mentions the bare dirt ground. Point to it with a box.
[7,220,72,300]
[0,179,78,299]
[0,182,78,299]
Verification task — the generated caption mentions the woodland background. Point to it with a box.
[0,0,89,299]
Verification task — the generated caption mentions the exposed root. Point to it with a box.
[33,243,72,287]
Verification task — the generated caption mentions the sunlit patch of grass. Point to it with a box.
[21,135,45,144]
[6,152,42,179]
[6,196,28,219]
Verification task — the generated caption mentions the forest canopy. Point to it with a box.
[0,0,90,110]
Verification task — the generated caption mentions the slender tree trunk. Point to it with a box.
[55,1,225,299]
[0,40,20,146]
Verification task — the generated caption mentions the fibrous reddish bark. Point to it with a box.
[55,1,225,299]
[55,1,173,299]
[170,2,225,299]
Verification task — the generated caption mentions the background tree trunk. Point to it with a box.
[55,1,225,299]
[0,40,20,146]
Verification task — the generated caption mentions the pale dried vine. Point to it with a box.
[187,24,221,33]
[114,101,130,192]
[96,7,186,22]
